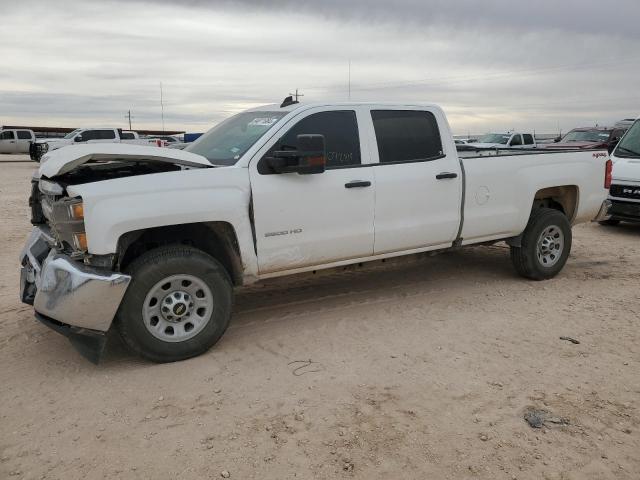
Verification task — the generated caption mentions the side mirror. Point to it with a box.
[74,135,83,142]
[267,134,326,175]
[554,136,561,143]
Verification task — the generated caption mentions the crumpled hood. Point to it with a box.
[39,143,212,178]
[612,158,640,182]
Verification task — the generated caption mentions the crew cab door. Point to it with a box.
[0,130,17,153]
[367,108,462,254]
[250,107,375,273]
[15,130,34,153]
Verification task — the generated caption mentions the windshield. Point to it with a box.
[186,111,287,165]
[63,129,82,140]
[478,134,510,144]
[614,120,640,158]
[561,129,611,143]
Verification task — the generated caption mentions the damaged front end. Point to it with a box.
[20,144,213,362]
[21,181,131,363]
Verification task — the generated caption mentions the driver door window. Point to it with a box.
[509,134,523,146]
[259,111,361,173]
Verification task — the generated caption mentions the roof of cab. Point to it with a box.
[246,101,442,113]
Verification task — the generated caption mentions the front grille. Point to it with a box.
[610,184,640,201]
[29,143,47,162]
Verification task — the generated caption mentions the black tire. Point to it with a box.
[598,218,620,226]
[116,245,233,363]
[510,208,572,280]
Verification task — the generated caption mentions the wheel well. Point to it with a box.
[533,185,578,221]
[117,222,244,285]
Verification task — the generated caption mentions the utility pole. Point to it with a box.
[160,81,165,133]
[289,88,304,102]
[348,59,351,101]
[125,110,133,130]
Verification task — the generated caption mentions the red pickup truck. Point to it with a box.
[545,126,627,150]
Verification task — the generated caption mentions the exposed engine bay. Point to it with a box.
[48,160,183,186]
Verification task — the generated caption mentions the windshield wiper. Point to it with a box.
[616,146,640,157]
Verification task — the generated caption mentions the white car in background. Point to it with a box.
[601,117,640,225]
[468,132,537,149]
[0,128,35,154]
[30,128,156,162]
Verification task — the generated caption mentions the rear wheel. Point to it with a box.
[116,245,233,362]
[510,208,572,280]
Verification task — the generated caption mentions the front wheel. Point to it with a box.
[116,245,233,362]
[510,208,572,280]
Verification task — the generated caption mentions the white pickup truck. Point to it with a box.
[19,101,611,363]
[0,128,36,154]
[467,132,537,149]
[600,117,640,225]
[29,128,152,162]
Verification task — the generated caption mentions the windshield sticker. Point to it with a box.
[599,133,609,137]
[249,117,280,126]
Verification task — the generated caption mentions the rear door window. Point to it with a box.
[523,134,534,145]
[371,110,443,163]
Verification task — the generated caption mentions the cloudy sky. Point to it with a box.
[1,0,639,134]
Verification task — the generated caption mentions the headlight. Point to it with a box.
[39,179,64,196]
[49,197,88,253]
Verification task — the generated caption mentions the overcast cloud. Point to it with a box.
[1,0,638,134]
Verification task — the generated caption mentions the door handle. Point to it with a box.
[436,172,458,180]
[345,180,372,188]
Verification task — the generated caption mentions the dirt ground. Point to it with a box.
[0,156,638,480]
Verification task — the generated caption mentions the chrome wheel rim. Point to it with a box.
[536,225,564,267]
[142,274,213,342]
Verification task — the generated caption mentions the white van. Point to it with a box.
[0,129,36,154]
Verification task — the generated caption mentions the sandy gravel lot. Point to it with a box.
[0,157,638,480]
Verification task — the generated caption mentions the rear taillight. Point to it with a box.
[605,159,612,189]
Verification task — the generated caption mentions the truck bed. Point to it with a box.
[459,148,607,245]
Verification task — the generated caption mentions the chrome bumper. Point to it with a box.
[592,199,612,222]
[20,226,131,333]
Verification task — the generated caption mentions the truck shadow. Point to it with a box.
[101,245,518,366]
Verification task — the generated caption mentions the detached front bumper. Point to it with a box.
[19,226,131,362]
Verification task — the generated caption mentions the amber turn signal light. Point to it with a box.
[70,203,84,219]
[73,232,88,251]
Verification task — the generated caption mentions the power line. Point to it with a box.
[305,54,640,95]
